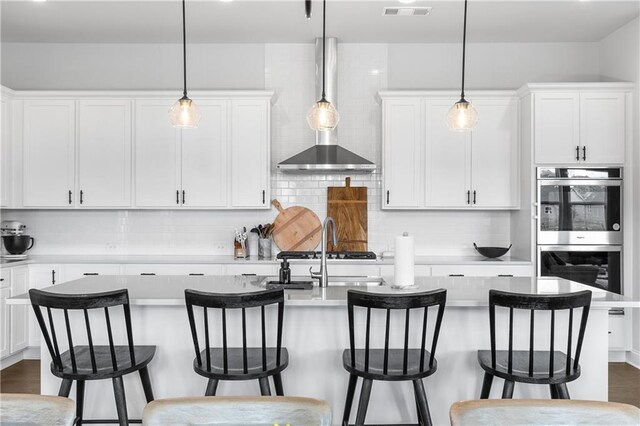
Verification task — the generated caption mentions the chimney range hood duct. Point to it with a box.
[277,38,376,173]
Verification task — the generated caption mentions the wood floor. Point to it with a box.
[1,360,638,408]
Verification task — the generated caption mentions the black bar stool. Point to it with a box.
[184,288,288,396]
[341,288,447,426]
[29,289,156,426]
[477,289,592,399]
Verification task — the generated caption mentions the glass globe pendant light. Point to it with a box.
[169,0,201,128]
[307,0,340,131]
[446,0,478,131]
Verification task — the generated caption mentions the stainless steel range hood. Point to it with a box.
[277,38,376,173]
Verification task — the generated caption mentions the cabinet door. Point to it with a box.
[534,93,580,164]
[580,92,625,164]
[1,94,11,208]
[23,100,76,207]
[382,99,422,208]
[10,266,29,353]
[230,100,269,208]
[471,99,518,208]
[181,101,228,207]
[0,287,10,358]
[77,100,132,207]
[62,264,121,282]
[424,100,470,208]
[134,100,181,207]
[28,265,61,347]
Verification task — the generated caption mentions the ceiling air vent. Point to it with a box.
[383,7,432,16]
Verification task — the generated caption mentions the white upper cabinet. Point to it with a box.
[424,100,469,208]
[529,85,630,165]
[1,91,12,208]
[230,99,270,208]
[134,100,181,207]
[470,99,519,208]
[579,92,625,164]
[77,100,132,207]
[533,92,580,164]
[382,98,422,208]
[381,92,519,210]
[23,100,76,207]
[181,100,228,208]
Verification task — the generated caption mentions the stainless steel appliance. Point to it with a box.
[537,167,622,245]
[537,245,622,295]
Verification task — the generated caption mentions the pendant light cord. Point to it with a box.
[321,0,327,100]
[460,0,468,101]
[182,0,188,98]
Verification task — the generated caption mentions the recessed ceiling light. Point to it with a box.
[33,0,47,2]
[383,7,432,16]
[398,0,417,3]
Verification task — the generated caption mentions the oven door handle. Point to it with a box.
[539,179,622,186]
[538,245,623,252]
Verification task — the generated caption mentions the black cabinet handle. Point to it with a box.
[68,190,72,205]
[449,274,465,277]
[242,273,257,276]
[467,190,470,205]
[52,270,56,285]
[262,190,266,204]
[0,278,4,282]
[140,273,156,276]
[182,190,186,205]
[80,190,84,204]
[83,272,99,276]
[189,273,204,276]
[176,190,180,205]
[386,190,390,205]
[498,274,514,277]
[582,146,586,161]
[575,145,580,161]
[473,190,477,205]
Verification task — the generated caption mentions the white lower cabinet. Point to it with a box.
[608,313,630,351]
[430,265,533,277]
[28,265,62,347]
[1,269,11,359]
[62,264,122,282]
[121,264,225,276]
[225,264,278,276]
[10,267,29,353]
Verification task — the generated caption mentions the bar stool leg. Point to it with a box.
[205,379,219,396]
[76,380,85,426]
[413,379,432,426]
[342,373,358,426]
[138,367,154,402]
[550,384,559,399]
[259,377,272,396]
[355,379,373,426]
[556,383,570,399]
[480,372,494,399]
[273,373,284,396]
[112,376,129,426]
[502,380,515,399]
[58,378,73,397]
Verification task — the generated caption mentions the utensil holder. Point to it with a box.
[259,238,272,259]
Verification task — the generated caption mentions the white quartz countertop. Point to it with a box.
[8,275,637,308]
[0,254,531,268]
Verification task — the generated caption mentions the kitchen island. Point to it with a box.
[9,275,638,425]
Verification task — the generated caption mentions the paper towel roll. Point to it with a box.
[394,232,415,287]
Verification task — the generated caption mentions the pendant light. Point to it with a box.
[446,0,478,132]
[168,0,201,129]
[307,0,340,131]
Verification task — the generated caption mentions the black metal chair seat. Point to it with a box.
[193,347,289,380]
[478,350,581,384]
[342,349,437,381]
[52,345,156,380]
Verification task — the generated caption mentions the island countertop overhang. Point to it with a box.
[8,275,639,309]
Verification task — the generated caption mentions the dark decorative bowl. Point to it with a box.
[473,243,512,259]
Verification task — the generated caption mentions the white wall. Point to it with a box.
[0,40,607,257]
[598,17,640,361]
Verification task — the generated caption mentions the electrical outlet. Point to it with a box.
[105,243,118,252]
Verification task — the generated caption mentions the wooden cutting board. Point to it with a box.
[271,199,322,252]
[327,177,368,252]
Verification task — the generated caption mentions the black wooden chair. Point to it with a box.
[29,288,156,426]
[478,289,592,400]
[184,288,288,397]
[341,288,447,426]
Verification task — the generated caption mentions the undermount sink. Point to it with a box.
[261,276,386,288]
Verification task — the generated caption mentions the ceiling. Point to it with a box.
[1,0,639,44]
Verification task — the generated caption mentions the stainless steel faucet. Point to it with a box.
[310,216,337,288]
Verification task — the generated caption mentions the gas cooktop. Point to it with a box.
[277,251,377,260]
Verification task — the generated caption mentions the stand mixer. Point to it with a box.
[1,220,34,259]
